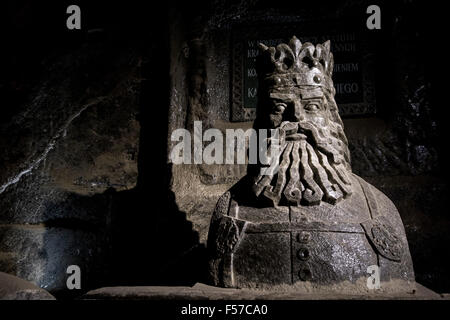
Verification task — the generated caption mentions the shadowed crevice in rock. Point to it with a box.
[106,22,209,288]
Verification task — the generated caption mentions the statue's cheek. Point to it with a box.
[270,113,283,127]
[303,113,327,127]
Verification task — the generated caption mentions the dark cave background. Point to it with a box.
[1,0,445,298]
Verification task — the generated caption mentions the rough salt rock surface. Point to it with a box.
[0,41,141,293]
[0,272,55,300]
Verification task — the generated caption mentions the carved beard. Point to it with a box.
[252,119,353,206]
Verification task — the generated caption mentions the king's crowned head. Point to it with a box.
[258,36,335,94]
[253,36,353,206]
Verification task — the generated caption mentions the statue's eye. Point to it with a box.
[304,102,320,112]
[274,102,287,114]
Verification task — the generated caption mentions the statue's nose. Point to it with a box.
[293,100,304,122]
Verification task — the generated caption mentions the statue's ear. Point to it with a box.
[322,40,331,52]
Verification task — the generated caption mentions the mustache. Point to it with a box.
[277,121,347,166]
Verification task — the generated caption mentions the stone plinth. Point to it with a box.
[81,283,444,300]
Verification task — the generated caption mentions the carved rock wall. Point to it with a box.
[1,3,143,295]
[0,45,141,293]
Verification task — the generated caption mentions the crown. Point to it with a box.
[258,36,334,92]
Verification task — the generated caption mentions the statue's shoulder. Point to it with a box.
[353,174,399,216]
[353,174,414,268]
[211,178,256,220]
[211,191,232,223]
[211,176,250,217]
[352,175,408,242]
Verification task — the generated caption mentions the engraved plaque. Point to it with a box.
[231,23,376,121]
